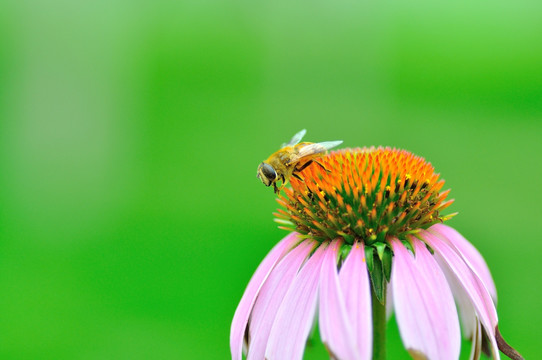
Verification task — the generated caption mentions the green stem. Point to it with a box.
[371,281,387,360]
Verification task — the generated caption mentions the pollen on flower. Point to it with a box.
[275,147,454,245]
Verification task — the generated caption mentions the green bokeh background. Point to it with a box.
[1,1,540,359]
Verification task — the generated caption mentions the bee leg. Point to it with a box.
[292,173,304,181]
[314,160,331,173]
[273,183,280,194]
[296,160,313,172]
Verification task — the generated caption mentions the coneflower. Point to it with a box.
[231,147,522,360]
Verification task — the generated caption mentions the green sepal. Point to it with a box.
[339,244,352,263]
[402,239,415,255]
[338,232,355,245]
[425,243,435,255]
[441,212,458,221]
[365,246,375,272]
[382,246,393,282]
[375,243,386,261]
[369,251,386,305]
[375,226,389,243]
[273,218,294,225]
[411,232,425,243]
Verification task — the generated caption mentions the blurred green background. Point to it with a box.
[0,1,540,359]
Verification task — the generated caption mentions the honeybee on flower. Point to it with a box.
[256,129,343,194]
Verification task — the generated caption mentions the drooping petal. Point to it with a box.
[230,232,300,360]
[386,282,393,320]
[391,238,461,360]
[247,239,316,360]
[429,224,497,302]
[265,243,327,360]
[338,242,372,360]
[469,319,482,360]
[444,267,478,339]
[422,230,500,360]
[319,239,359,360]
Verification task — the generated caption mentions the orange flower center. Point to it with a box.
[275,147,454,245]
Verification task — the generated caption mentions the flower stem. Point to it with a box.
[371,281,387,360]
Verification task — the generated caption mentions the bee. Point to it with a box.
[257,129,343,194]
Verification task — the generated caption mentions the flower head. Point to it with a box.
[231,147,522,360]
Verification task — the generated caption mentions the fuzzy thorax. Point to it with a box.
[275,147,454,245]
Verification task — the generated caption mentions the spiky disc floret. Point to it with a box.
[275,147,455,245]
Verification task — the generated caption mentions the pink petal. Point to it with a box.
[247,239,316,360]
[391,238,461,360]
[422,230,500,359]
[265,243,326,360]
[429,224,497,302]
[338,242,372,360]
[230,232,300,360]
[319,239,360,360]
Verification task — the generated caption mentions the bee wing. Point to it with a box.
[290,140,343,162]
[281,129,307,148]
[314,140,343,151]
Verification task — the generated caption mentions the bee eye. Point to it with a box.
[260,163,276,181]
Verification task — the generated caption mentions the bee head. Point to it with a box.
[257,162,277,186]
